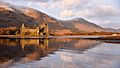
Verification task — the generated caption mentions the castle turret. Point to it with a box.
[44,20,49,36]
[20,23,25,36]
[21,23,25,28]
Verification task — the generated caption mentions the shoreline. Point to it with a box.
[0,35,120,40]
[0,35,48,39]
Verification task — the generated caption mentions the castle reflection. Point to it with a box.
[0,38,100,65]
[0,39,49,64]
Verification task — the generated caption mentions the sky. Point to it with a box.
[1,0,120,29]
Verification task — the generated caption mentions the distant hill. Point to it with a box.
[104,28,117,32]
[0,2,117,35]
[59,18,106,32]
[117,29,120,32]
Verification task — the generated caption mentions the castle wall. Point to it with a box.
[20,21,49,36]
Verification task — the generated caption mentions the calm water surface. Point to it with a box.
[0,38,120,68]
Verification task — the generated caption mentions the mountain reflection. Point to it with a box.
[0,38,100,65]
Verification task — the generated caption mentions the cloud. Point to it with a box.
[27,2,32,7]
[61,0,74,7]
[75,10,93,18]
[27,0,49,2]
[88,16,120,29]
[92,5,120,17]
[72,0,120,18]
[4,0,49,2]
[60,10,73,18]
[0,0,50,3]
[76,5,120,18]
[49,0,83,10]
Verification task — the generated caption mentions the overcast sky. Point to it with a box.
[1,0,120,29]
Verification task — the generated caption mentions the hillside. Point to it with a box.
[0,2,112,35]
[60,18,106,32]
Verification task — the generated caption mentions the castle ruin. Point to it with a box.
[20,19,49,36]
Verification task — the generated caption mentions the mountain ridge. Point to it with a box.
[0,2,118,35]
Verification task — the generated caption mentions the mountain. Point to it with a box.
[60,18,106,32]
[104,28,117,32]
[0,2,112,35]
[117,29,120,32]
[0,2,70,35]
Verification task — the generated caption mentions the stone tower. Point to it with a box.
[44,19,49,36]
[39,17,49,36]
[20,23,25,35]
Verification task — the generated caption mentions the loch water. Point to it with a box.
[0,37,120,68]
